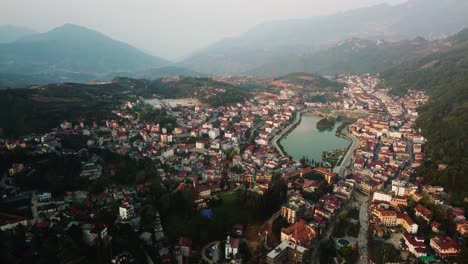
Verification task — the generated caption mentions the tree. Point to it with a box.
[340,244,359,264]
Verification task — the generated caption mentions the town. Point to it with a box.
[0,73,465,264]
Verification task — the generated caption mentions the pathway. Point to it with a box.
[271,111,301,157]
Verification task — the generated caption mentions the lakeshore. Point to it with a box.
[280,115,350,163]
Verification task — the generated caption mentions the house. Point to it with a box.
[376,210,397,227]
[280,220,316,248]
[61,121,72,129]
[80,163,102,178]
[372,191,392,203]
[82,223,110,246]
[178,237,192,263]
[119,199,135,221]
[281,197,306,224]
[303,180,321,193]
[208,128,220,139]
[266,240,310,264]
[414,204,432,222]
[390,196,408,208]
[195,141,206,149]
[456,220,468,237]
[37,192,52,202]
[9,163,24,176]
[0,216,28,231]
[430,235,459,258]
[403,234,427,257]
[431,221,442,233]
[397,214,418,234]
[225,236,240,259]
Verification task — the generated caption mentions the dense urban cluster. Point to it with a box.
[0,74,466,264]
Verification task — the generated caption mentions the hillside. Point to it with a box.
[382,31,468,202]
[276,73,343,90]
[251,37,447,76]
[143,77,252,107]
[181,0,468,75]
[0,83,128,137]
[0,24,169,87]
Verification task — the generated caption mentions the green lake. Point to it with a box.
[280,116,350,162]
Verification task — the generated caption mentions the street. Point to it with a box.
[356,193,369,264]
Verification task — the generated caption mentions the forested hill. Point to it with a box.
[382,31,468,203]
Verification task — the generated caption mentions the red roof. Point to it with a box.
[179,237,192,247]
[281,220,314,245]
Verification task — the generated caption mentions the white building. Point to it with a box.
[208,128,220,139]
[372,191,392,203]
[119,204,135,220]
[37,192,52,202]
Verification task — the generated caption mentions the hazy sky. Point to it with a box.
[1,0,407,60]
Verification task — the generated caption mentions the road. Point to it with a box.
[356,193,369,264]
[334,130,360,177]
[31,191,39,224]
[271,111,301,157]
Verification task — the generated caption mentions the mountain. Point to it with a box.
[0,24,169,87]
[181,0,468,75]
[382,29,468,202]
[0,25,37,43]
[250,37,440,76]
[102,66,204,81]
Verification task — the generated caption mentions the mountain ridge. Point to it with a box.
[180,0,468,75]
[0,24,170,87]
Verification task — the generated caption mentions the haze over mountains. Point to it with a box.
[1,0,468,87]
[0,24,169,87]
[180,0,468,75]
[0,25,37,43]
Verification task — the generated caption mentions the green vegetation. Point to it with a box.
[335,116,356,133]
[316,117,336,132]
[0,83,127,137]
[333,208,360,238]
[383,33,468,202]
[138,77,252,107]
[139,108,177,131]
[369,241,401,264]
[340,244,359,264]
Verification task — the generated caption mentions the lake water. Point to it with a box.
[280,116,350,162]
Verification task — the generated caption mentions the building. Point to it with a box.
[430,235,459,258]
[312,167,335,184]
[390,196,408,208]
[280,220,316,248]
[178,237,192,264]
[376,210,397,227]
[397,214,418,234]
[414,204,432,223]
[225,236,240,259]
[456,221,468,237]
[80,163,102,178]
[0,217,28,231]
[119,199,135,221]
[9,163,24,176]
[266,240,310,264]
[208,128,220,139]
[403,234,427,257]
[37,192,52,202]
[281,197,306,224]
[372,191,392,203]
